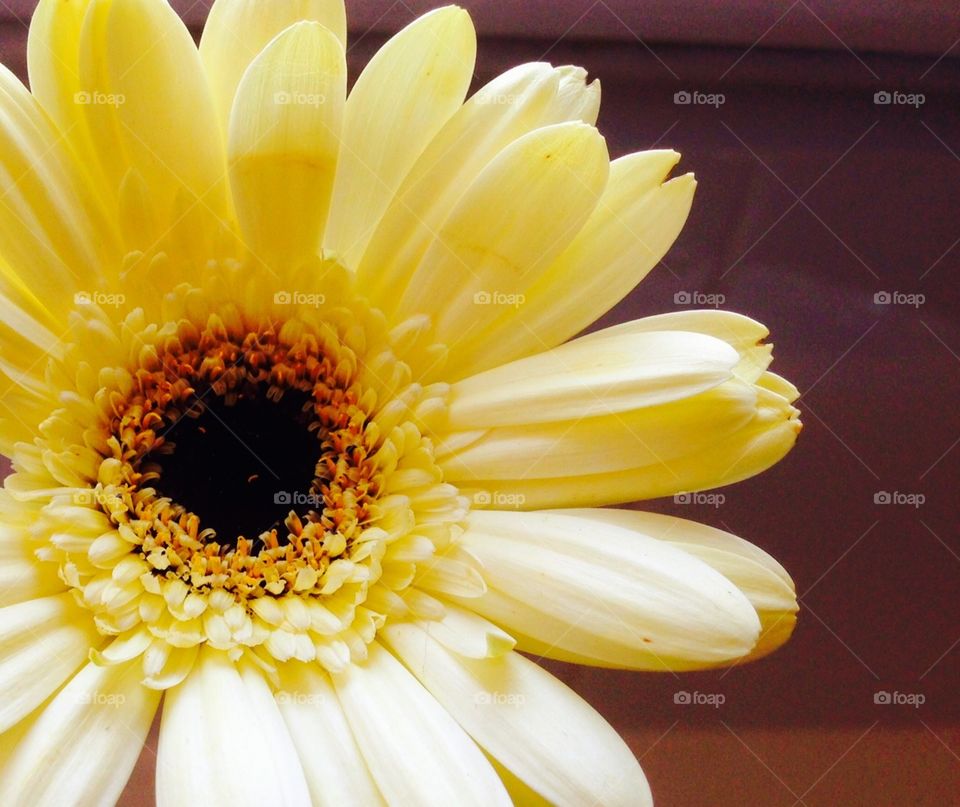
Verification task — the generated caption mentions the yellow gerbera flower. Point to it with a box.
[0,1,802,804]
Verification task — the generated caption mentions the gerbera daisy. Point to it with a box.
[0,1,802,804]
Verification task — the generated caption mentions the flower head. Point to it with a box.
[0,1,801,804]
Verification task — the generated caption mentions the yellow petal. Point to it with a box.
[444,328,738,429]
[448,150,696,377]
[456,379,801,509]
[228,21,345,266]
[357,62,564,306]
[201,0,346,136]
[324,6,477,267]
[78,0,229,226]
[441,379,756,481]
[396,121,610,329]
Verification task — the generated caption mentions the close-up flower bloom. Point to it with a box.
[0,1,802,804]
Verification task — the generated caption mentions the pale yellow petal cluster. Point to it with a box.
[0,0,804,804]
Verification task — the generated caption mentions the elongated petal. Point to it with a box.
[444,329,738,429]
[383,622,651,806]
[441,379,756,481]
[157,648,311,807]
[456,380,801,508]
[277,662,385,806]
[446,149,695,375]
[201,0,346,135]
[577,309,776,384]
[396,122,610,329]
[0,659,159,805]
[325,7,477,266]
[79,0,229,222]
[228,21,345,265]
[358,62,589,309]
[0,594,102,733]
[0,66,116,325]
[452,510,761,670]
[333,642,511,806]
[562,508,799,662]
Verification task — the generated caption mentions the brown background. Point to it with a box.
[3,1,960,805]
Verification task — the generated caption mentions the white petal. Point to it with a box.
[333,642,511,806]
[157,648,310,807]
[0,593,102,733]
[561,508,799,661]
[325,7,476,267]
[454,510,762,669]
[424,599,516,658]
[0,659,159,806]
[200,0,346,135]
[276,662,385,806]
[446,329,738,429]
[383,622,651,806]
[228,20,345,265]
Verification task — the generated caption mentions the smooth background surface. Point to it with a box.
[2,1,960,805]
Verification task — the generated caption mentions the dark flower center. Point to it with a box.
[149,389,318,549]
